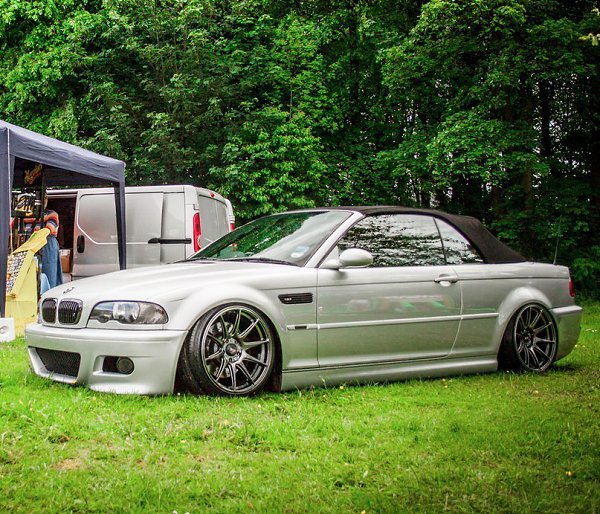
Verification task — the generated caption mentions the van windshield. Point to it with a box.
[189,210,351,267]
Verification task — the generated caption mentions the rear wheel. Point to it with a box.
[499,304,558,372]
[178,304,275,396]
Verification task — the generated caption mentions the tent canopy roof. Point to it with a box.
[1,120,125,186]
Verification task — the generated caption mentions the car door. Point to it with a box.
[316,214,462,367]
[434,218,504,357]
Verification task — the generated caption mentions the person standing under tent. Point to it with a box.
[23,196,63,289]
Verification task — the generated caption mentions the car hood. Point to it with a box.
[46,261,309,303]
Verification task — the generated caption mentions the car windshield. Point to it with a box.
[190,210,352,266]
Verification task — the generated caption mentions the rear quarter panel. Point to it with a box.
[450,262,574,357]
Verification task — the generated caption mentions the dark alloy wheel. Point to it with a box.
[499,304,558,372]
[178,304,276,396]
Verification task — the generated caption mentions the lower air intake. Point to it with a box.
[35,348,81,378]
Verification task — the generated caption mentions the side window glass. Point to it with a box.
[337,214,446,267]
[435,219,484,264]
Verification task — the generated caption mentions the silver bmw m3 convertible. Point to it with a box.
[26,207,582,396]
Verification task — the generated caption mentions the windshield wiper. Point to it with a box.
[226,257,299,267]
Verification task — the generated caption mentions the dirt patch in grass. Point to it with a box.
[53,458,83,471]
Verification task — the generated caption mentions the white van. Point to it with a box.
[46,185,234,280]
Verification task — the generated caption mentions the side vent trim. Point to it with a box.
[278,293,313,305]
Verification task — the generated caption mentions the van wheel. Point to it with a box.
[498,304,558,372]
[178,304,275,396]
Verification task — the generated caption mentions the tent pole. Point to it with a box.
[114,182,127,270]
[0,128,12,317]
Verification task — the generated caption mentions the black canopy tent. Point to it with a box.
[1,120,127,317]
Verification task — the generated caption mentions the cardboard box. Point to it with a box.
[60,249,72,273]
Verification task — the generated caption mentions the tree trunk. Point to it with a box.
[348,4,361,129]
[539,80,554,174]
[520,89,536,257]
[491,184,501,215]
[591,135,600,216]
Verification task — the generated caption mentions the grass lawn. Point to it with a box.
[1,304,598,513]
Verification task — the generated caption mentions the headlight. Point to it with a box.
[89,302,168,325]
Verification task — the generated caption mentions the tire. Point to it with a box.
[177,304,276,396]
[498,304,558,372]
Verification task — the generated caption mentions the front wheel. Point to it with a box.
[178,304,276,396]
[498,304,558,372]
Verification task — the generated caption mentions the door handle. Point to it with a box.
[148,238,192,244]
[434,274,458,284]
[76,235,85,253]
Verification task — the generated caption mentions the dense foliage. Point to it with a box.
[1,0,598,293]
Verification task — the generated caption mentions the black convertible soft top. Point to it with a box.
[330,205,525,264]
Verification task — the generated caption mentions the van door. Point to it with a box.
[196,194,229,249]
[160,192,187,263]
[72,191,164,278]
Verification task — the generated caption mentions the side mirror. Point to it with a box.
[321,248,373,270]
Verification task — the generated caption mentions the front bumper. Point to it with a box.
[551,305,582,360]
[25,323,188,395]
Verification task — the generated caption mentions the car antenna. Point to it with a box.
[553,215,563,265]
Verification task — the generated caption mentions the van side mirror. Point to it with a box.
[321,248,373,270]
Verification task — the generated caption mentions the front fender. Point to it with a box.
[165,284,289,336]
[162,282,319,373]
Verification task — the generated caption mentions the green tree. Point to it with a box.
[1,0,598,293]
[382,0,599,275]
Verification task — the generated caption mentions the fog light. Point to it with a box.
[115,357,134,375]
